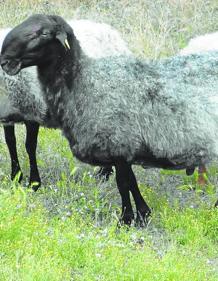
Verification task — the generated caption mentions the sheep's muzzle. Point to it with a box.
[0,57,21,76]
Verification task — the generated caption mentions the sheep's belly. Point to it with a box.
[135,156,188,170]
[72,152,196,170]
[71,142,201,170]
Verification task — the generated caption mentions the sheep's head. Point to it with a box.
[0,14,72,75]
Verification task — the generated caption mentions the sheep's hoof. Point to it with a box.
[12,170,23,184]
[118,212,135,227]
[29,181,41,192]
[95,166,114,181]
[135,208,151,227]
[186,167,195,176]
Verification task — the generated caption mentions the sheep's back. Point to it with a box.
[68,19,132,58]
[180,32,218,55]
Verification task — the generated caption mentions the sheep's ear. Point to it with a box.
[56,32,70,50]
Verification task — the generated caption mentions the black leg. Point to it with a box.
[95,165,113,181]
[3,125,23,183]
[25,121,41,191]
[115,161,151,226]
[115,161,135,226]
[127,166,151,226]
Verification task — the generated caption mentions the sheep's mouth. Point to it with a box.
[1,59,22,76]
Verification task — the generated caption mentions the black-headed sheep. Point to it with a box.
[2,14,218,224]
[0,20,131,189]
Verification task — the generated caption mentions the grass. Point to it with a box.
[0,127,217,280]
[0,187,217,281]
[0,0,218,280]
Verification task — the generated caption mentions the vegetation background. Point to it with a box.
[0,0,218,280]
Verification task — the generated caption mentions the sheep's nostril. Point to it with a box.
[0,58,9,67]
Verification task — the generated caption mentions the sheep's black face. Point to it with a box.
[0,14,71,76]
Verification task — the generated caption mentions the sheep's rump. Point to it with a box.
[0,67,47,124]
[68,53,218,168]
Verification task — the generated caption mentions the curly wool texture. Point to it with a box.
[0,20,131,125]
[0,67,47,124]
[41,51,218,169]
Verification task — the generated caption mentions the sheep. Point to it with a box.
[0,28,41,187]
[179,32,218,55]
[68,19,132,58]
[2,14,218,225]
[179,32,218,184]
[0,61,48,189]
[0,20,132,188]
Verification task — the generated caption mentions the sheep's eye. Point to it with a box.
[41,32,48,37]
[40,30,50,37]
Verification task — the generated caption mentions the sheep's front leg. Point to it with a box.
[25,121,41,191]
[3,125,23,183]
[115,162,134,225]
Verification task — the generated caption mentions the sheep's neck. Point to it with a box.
[38,50,75,90]
[38,47,80,128]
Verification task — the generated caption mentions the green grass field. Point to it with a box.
[0,1,218,280]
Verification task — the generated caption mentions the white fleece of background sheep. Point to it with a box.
[68,19,131,58]
[179,32,218,55]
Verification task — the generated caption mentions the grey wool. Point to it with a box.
[0,67,47,124]
[2,14,218,223]
[59,53,218,168]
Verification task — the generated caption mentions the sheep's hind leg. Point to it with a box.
[4,125,23,183]
[115,161,134,226]
[115,161,151,226]
[25,121,41,191]
[127,165,151,226]
[95,165,113,181]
